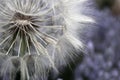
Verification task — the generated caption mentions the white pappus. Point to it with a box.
[0,0,94,80]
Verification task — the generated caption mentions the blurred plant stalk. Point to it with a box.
[111,0,120,15]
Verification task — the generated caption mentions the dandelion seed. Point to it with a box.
[0,0,94,80]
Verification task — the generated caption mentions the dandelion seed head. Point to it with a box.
[0,0,93,79]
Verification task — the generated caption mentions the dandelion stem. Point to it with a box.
[23,26,31,55]
[18,38,22,57]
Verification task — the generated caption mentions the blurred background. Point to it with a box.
[74,0,120,80]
